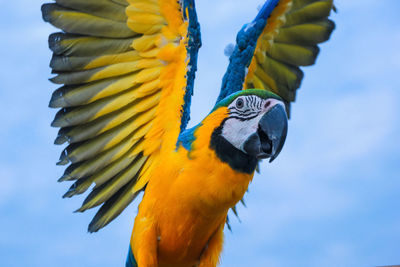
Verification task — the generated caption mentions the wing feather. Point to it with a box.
[43,0,201,232]
[50,51,141,71]
[54,0,128,21]
[219,0,334,227]
[218,0,334,114]
[245,0,335,111]
[42,4,135,38]
[48,33,135,56]
[77,155,147,212]
[56,105,156,145]
[60,138,143,182]
[274,20,335,45]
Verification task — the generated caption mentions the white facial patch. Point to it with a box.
[222,113,264,152]
[221,95,285,152]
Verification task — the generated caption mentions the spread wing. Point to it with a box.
[218,0,335,115]
[42,0,201,232]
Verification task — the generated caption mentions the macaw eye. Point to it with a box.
[236,98,244,109]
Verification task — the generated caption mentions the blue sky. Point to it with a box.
[0,1,399,266]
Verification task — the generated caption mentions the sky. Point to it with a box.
[0,0,399,266]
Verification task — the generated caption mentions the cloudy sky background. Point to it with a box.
[1,0,399,266]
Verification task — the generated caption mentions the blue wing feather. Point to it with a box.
[180,0,202,133]
[216,0,280,102]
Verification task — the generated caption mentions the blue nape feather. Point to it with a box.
[216,0,280,102]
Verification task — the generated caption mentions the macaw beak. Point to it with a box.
[243,104,288,162]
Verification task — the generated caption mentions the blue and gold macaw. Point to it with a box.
[42,0,335,266]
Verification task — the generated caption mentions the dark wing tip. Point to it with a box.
[333,4,338,13]
[54,134,68,145]
[87,180,143,233]
[48,33,65,54]
[41,3,52,22]
[324,19,336,42]
[49,87,66,108]
[56,148,71,165]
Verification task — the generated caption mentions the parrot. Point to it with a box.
[41,0,335,266]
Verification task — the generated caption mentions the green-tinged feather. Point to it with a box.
[286,0,333,26]
[50,51,141,71]
[63,149,144,199]
[261,55,304,93]
[59,137,143,182]
[77,156,147,212]
[275,20,335,45]
[54,0,128,22]
[55,106,156,145]
[88,180,142,233]
[42,4,136,38]
[57,120,151,165]
[51,89,160,128]
[49,33,135,57]
[268,43,320,66]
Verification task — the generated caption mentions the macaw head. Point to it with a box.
[208,89,288,173]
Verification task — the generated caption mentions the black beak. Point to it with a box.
[243,104,288,162]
